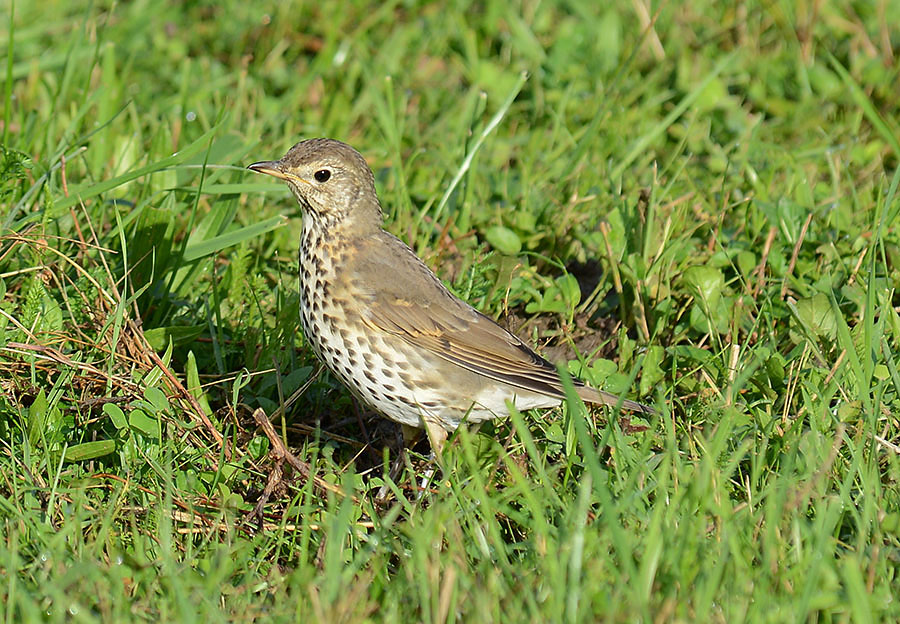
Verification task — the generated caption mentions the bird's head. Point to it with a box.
[248,138,383,231]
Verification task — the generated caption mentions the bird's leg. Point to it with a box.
[422,420,448,464]
[401,423,422,448]
[416,420,448,497]
[399,424,423,494]
[376,424,421,501]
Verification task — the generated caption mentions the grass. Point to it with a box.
[1,0,899,621]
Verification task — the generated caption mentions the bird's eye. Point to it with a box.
[314,169,331,183]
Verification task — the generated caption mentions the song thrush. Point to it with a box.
[248,138,652,457]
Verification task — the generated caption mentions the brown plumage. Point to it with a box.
[248,138,652,456]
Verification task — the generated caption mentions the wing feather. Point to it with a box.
[349,232,652,413]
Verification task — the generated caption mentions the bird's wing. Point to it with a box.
[367,285,570,399]
[350,234,650,412]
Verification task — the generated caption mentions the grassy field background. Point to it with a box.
[2,0,899,621]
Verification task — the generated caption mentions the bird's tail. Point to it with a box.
[576,385,655,414]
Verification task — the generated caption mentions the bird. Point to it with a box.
[247,138,652,459]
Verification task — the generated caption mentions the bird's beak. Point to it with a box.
[247,160,288,180]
